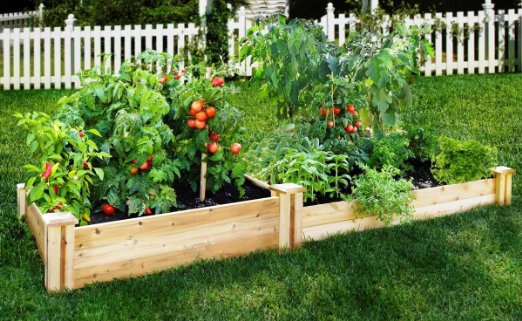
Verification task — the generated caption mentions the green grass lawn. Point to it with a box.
[1,74,521,320]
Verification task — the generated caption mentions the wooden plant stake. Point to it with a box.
[199,67,213,202]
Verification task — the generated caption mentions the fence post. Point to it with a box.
[482,0,495,73]
[42,212,77,292]
[238,6,247,74]
[326,3,335,42]
[492,167,516,206]
[38,3,45,27]
[519,7,522,71]
[64,14,75,89]
[270,184,306,249]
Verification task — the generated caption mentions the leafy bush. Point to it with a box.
[14,112,110,224]
[241,16,328,118]
[403,125,437,162]
[349,165,414,225]
[259,148,351,203]
[369,133,414,173]
[432,137,498,184]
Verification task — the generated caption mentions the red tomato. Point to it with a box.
[345,125,354,134]
[189,108,197,117]
[205,106,216,118]
[352,126,358,133]
[188,118,196,128]
[211,77,225,87]
[139,161,151,172]
[355,121,362,127]
[131,159,137,165]
[130,167,138,175]
[207,142,219,154]
[79,131,85,138]
[347,104,355,113]
[196,111,208,122]
[209,132,221,142]
[195,119,206,130]
[159,75,168,84]
[145,208,153,215]
[102,204,116,216]
[320,107,327,117]
[191,100,204,113]
[230,143,242,155]
[334,107,341,115]
[352,111,358,117]
[83,161,89,170]
[327,121,334,128]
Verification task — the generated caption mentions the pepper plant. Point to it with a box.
[15,112,110,225]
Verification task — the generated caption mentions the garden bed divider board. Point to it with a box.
[299,167,515,242]
[17,183,304,292]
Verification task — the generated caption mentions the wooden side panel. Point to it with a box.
[412,179,495,208]
[302,179,498,242]
[303,194,496,242]
[73,197,280,288]
[26,203,46,262]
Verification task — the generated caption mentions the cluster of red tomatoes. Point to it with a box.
[187,99,216,130]
[320,104,363,134]
[159,67,188,84]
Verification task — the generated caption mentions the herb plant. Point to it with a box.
[432,137,498,184]
[368,132,414,173]
[349,165,414,225]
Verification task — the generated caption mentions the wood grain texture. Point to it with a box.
[72,197,280,288]
[303,194,496,242]
[411,179,495,208]
[26,203,46,262]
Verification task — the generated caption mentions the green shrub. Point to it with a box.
[432,137,498,184]
[403,125,437,162]
[368,133,414,173]
[349,165,414,225]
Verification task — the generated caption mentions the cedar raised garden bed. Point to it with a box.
[18,167,514,292]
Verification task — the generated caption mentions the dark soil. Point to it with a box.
[406,159,441,190]
[90,180,271,225]
[90,161,441,224]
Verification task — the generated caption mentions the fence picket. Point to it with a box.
[478,11,486,74]
[53,27,61,88]
[498,10,506,72]
[114,25,122,74]
[43,27,51,89]
[22,27,31,89]
[435,13,443,76]
[507,9,516,72]
[456,12,465,74]
[84,26,92,70]
[13,28,20,90]
[467,11,476,74]
[2,28,11,89]
[34,28,41,89]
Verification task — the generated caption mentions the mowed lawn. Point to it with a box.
[0,74,521,320]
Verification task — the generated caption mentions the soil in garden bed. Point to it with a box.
[89,180,271,225]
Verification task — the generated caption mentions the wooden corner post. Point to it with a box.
[42,212,78,292]
[492,167,516,206]
[17,183,27,219]
[270,184,305,249]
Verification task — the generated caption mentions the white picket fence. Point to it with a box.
[0,4,44,29]
[0,15,198,90]
[315,3,522,76]
[0,3,521,89]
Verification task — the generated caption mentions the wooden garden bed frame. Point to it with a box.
[17,167,514,292]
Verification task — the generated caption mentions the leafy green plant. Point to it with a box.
[403,125,437,162]
[349,165,414,225]
[241,16,328,118]
[432,137,498,184]
[369,132,414,173]
[15,112,110,224]
[257,148,351,203]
